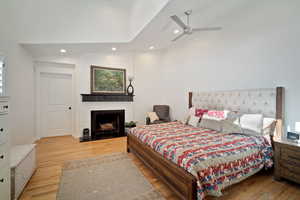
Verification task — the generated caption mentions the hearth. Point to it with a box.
[91,110,125,140]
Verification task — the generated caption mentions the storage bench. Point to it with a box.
[10,144,36,200]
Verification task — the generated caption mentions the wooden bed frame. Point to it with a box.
[127,87,284,200]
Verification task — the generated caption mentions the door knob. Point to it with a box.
[68,107,72,110]
[0,155,4,159]
[0,128,3,132]
[0,178,4,183]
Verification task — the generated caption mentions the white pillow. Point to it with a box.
[147,112,159,123]
[239,114,264,136]
[263,118,277,135]
[188,115,200,127]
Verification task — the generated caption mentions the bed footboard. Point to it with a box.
[127,134,197,200]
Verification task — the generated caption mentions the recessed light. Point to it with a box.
[60,49,67,53]
[173,29,180,34]
[149,46,155,50]
[112,47,117,51]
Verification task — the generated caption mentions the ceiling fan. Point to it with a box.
[170,10,222,42]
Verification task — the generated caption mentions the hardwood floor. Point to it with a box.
[20,136,300,200]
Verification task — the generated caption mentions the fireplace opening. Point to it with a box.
[91,110,125,140]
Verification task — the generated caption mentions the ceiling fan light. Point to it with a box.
[173,29,180,34]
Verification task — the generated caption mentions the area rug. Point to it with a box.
[56,152,165,200]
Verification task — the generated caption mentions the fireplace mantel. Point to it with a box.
[81,94,134,102]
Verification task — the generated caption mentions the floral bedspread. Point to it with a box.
[129,121,273,200]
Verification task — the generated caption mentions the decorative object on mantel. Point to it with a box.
[127,75,134,96]
[90,65,126,94]
[81,93,133,102]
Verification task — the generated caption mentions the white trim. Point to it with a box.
[34,61,76,139]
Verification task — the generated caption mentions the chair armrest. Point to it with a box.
[146,117,151,125]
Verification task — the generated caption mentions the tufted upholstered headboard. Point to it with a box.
[188,87,284,138]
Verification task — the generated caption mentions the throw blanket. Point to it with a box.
[129,121,273,200]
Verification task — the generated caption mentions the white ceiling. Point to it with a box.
[18,0,254,57]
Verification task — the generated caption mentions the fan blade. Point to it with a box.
[193,27,222,32]
[172,33,186,42]
[170,15,188,29]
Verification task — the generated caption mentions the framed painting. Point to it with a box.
[90,65,126,94]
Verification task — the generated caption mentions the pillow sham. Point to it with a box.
[199,113,223,131]
[222,117,243,134]
[239,114,264,136]
[147,112,159,123]
[188,115,201,127]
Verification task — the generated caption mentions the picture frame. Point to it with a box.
[90,65,126,94]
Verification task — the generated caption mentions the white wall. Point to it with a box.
[134,1,300,132]
[0,0,36,145]
[0,41,35,145]
[36,52,135,138]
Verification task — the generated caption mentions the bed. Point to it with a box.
[127,87,284,200]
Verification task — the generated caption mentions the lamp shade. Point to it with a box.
[128,75,134,82]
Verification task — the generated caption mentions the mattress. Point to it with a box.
[129,121,273,200]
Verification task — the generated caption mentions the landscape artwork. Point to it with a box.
[91,66,126,94]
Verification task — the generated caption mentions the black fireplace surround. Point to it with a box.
[91,110,125,140]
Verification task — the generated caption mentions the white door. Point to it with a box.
[40,73,73,138]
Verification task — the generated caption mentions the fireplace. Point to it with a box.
[91,110,125,140]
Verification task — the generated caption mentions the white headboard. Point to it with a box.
[189,87,284,119]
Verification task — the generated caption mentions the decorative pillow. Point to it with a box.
[195,109,208,117]
[205,110,230,121]
[263,118,277,135]
[189,107,196,116]
[199,114,223,131]
[147,112,159,123]
[181,115,190,125]
[239,114,264,136]
[188,115,200,127]
[222,118,243,134]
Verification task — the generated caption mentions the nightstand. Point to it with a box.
[274,138,300,184]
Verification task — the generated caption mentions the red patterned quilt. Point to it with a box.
[129,121,273,200]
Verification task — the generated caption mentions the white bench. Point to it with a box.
[10,144,36,200]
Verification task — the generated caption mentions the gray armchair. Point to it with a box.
[146,105,171,125]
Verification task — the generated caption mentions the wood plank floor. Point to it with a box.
[20,136,300,200]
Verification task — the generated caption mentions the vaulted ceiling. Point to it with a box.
[3,0,169,43]
[1,0,262,57]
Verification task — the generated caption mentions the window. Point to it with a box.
[0,61,4,95]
